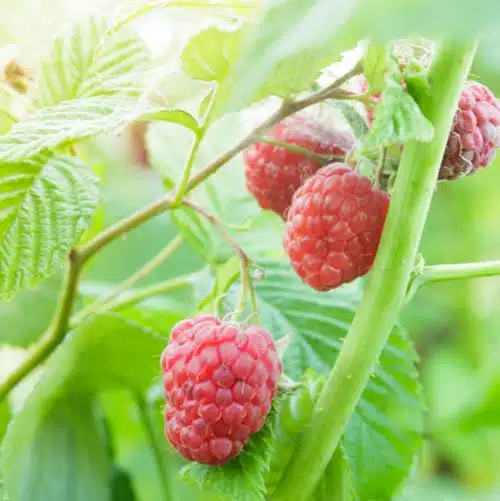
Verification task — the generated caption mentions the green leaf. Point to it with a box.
[1,396,110,501]
[0,400,9,441]
[33,15,150,107]
[182,26,245,82]
[0,315,165,501]
[0,95,155,163]
[111,467,138,501]
[55,314,165,394]
[146,109,199,133]
[364,43,388,94]
[266,372,324,493]
[0,273,61,346]
[362,81,434,151]
[0,155,99,300]
[253,259,422,500]
[313,445,356,501]
[179,406,275,501]
[229,0,357,106]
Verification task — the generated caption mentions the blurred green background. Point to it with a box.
[2,1,500,500]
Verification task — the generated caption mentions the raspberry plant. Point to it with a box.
[1,2,500,501]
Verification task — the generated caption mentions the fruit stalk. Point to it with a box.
[271,41,478,501]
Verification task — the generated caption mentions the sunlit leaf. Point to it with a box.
[33,15,150,107]
[0,95,156,162]
[229,0,357,106]
[182,26,246,83]
[0,155,99,300]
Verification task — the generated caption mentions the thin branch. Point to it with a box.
[70,235,184,327]
[259,137,344,165]
[77,196,173,262]
[0,251,83,399]
[421,260,500,285]
[181,200,252,316]
[92,275,194,314]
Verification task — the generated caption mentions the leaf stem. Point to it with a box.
[0,250,83,399]
[271,41,478,501]
[70,235,184,326]
[172,85,220,207]
[171,132,204,207]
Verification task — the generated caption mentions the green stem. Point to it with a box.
[94,275,193,314]
[182,200,252,317]
[374,147,387,189]
[258,138,343,165]
[271,41,478,501]
[248,273,260,324]
[421,260,500,285]
[0,251,83,399]
[171,132,205,207]
[135,395,172,501]
[77,197,172,262]
[71,235,184,326]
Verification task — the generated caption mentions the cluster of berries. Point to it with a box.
[161,80,500,468]
[245,81,500,291]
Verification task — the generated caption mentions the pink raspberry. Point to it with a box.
[244,115,354,218]
[161,315,281,466]
[284,164,390,291]
[439,82,500,180]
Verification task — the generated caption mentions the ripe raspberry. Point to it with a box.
[284,164,390,291]
[439,82,500,180]
[244,115,354,218]
[161,315,281,466]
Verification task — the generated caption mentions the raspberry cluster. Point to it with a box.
[161,315,281,466]
[244,115,354,218]
[439,82,500,180]
[284,164,390,291]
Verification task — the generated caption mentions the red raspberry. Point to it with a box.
[439,82,500,180]
[284,164,390,291]
[161,315,281,466]
[244,115,354,218]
